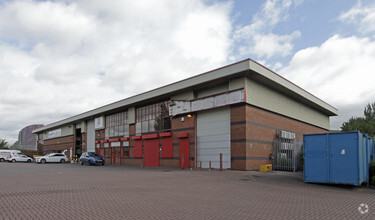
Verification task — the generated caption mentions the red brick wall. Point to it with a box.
[230,104,328,170]
[43,135,74,156]
[95,129,105,140]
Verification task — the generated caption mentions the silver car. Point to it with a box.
[35,153,68,164]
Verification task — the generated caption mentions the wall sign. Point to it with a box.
[95,116,105,129]
[48,129,61,139]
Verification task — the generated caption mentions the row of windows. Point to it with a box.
[96,144,129,157]
[104,101,171,138]
[135,101,171,134]
[105,112,129,139]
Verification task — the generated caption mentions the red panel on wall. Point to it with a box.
[109,138,120,142]
[177,133,189,138]
[144,139,159,167]
[142,134,159,140]
[132,135,142,140]
[179,137,190,168]
[162,137,173,158]
[160,132,172,137]
[134,139,143,158]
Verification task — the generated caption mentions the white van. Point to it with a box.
[0,150,22,162]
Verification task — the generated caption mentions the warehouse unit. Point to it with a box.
[32,59,338,170]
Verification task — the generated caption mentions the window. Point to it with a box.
[105,111,129,139]
[123,141,129,157]
[136,101,171,134]
[95,143,101,155]
[104,143,110,157]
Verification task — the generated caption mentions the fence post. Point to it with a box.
[220,153,223,171]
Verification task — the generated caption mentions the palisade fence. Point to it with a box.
[273,130,303,172]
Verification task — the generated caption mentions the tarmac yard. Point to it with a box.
[0,163,374,219]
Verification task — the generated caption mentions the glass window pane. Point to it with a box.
[124,125,129,137]
[149,120,155,132]
[119,125,124,136]
[142,121,148,133]
[114,126,118,137]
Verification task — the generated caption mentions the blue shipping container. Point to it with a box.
[304,131,372,186]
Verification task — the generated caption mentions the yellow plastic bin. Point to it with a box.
[260,164,273,172]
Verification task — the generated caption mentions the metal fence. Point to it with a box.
[273,138,303,172]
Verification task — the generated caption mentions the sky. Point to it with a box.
[1,0,375,144]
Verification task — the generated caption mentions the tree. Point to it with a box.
[0,139,9,149]
[154,103,171,131]
[341,102,375,137]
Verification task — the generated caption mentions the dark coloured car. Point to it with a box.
[80,152,105,166]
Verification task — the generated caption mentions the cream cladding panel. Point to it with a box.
[229,77,245,90]
[172,91,195,101]
[245,78,329,129]
[197,83,229,98]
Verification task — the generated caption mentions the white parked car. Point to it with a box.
[35,153,68,164]
[7,154,33,163]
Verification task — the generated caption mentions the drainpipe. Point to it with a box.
[195,113,197,169]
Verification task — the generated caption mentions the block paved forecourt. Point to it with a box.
[0,163,374,220]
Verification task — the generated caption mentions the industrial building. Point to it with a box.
[32,59,338,170]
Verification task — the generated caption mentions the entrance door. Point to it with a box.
[112,147,121,165]
[144,139,159,167]
[75,128,82,157]
[179,136,190,169]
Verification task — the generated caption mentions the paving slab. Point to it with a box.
[0,163,374,219]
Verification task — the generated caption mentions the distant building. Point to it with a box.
[18,124,44,151]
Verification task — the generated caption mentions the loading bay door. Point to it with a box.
[197,107,231,169]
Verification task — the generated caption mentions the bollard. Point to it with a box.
[200,161,202,171]
[220,153,223,171]
[209,161,211,171]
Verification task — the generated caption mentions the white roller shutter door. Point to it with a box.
[197,107,231,169]
[87,119,95,152]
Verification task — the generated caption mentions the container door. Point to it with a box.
[329,133,359,185]
[304,135,329,183]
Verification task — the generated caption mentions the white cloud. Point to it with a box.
[233,0,302,59]
[280,35,375,129]
[338,1,375,35]
[0,0,232,143]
